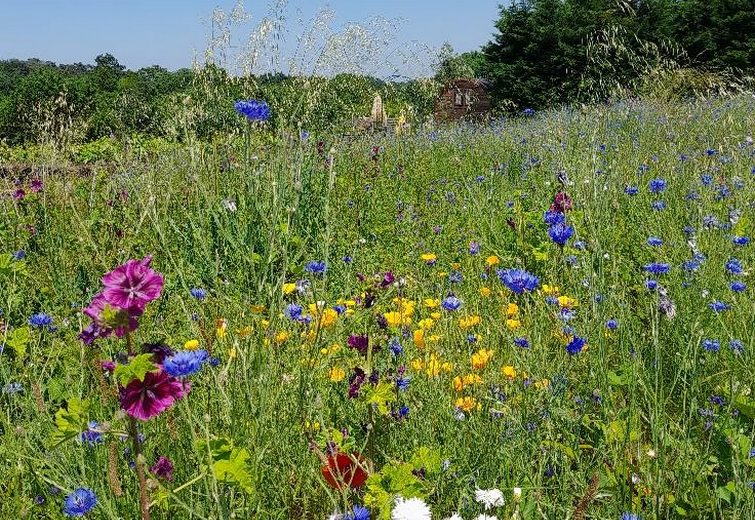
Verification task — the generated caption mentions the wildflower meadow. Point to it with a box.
[1,94,755,520]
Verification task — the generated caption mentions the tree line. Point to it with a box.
[1,0,753,145]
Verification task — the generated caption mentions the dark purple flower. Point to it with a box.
[119,369,189,421]
[101,256,164,312]
[150,455,175,481]
[347,334,370,355]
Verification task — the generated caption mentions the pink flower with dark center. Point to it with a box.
[102,256,164,312]
[119,369,189,421]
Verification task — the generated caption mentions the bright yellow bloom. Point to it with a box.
[329,366,346,382]
[502,365,517,379]
[384,311,412,328]
[451,262,461,270]
[534,379,550,390]
[424,299,440,309]
[486,255,500,267]
[428,334,442,343]
[453,373,483,393]
[228,347,237,360]
[506,302,519,317]
[479,286,492,297]
[261,319,270,329]
[275,331,289,344]
[441,362,453,373]
[418,318,434,330]
[425,354,448,377]
[318,308,339,328]
[542,284,560,296]
[459,315,482,329]
[471,348,494,370]
[184,339,200,350]
[411,358,424,372]
[420,253,437,263]
[282,283,297,295]
[455,396,479,412]
[506,319,521,330]
[430,312,441,320]
[216,319,228,339]
[303,420,320,432]
[558,295,578,308]
[413,329,426,349]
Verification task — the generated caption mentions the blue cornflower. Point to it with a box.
[574,240,587,250]
[620,513,640,520]
[304,260,327,275]
[332,304,346,315]
[345,505,370,520]
[544,210,566,226]
[63,488,97,517]
[28,313,54,330]
[284,303,303,321]
[702,215,719,228]
[523,108,535,117]
[709,395,726,406]
[683,226,695,236]
[649,178,667,193]
[731,281,746,293]
[702,339,720,352]
[396,377,410,391]
[388,337,403,356]
[686,190,700,201]
[733,236,750,246]
[342,255,353,264]
[645,279,658,290]
[12,250,25,260]
[393,405,410,419]
[705,148,717,156]
[749,447,755,458]
[469,241,480,254]
[730,339,744,354]
[548,222,574,247]
[683,259,701,272]
[566,336,586,355]
[514,337,530,348]
[233,99,271,121]
[545,295,559,305]
[190,288,206,300]
[644,263,670,275]
[79,421,103,445]
[651,200,666,210]
[647,237,663,246]
[701,174,713,186]
[559,307,575,322]
[709,300,730,312]
[497,268,540,294]
[606,319,618,330]
[624,186,639,195]
[449,271,463,283]
[163,350,208,377]
[467,334,477,343]
[441,296,462,311]
[565,255,578,266]
[726,258,743,275]
[209,357,220,367]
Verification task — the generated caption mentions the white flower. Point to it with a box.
[473,515,499,520]
[513,487,522,501]
[444,514,463,520]
[221,199,237,212]
[475,488,505,509]
[392,497,431,520]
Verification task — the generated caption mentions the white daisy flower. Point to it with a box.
[392,496,431,520]
[475,488,505,509]
[473,515,499,520]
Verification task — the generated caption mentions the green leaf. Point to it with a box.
[51,398,90,445]
[364,461,426,520]
[114,354,157,386]
[409,447,441,476]
[197,437,255,495]
[5,326,30,358]
[365,382,396,415]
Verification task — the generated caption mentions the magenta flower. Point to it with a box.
[102,256,164,312]
[149,456,175,481]
[119,369,189,421]
[82,293,140,342]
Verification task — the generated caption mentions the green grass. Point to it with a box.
[1,96,754,519]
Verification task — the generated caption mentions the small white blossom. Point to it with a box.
[475,488,505,509]
[391,497,431,520]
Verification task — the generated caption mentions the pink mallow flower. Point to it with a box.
[102,255,164,312]
[149,456,175,481]
[119,369,189,421]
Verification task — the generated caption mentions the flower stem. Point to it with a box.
[125,332,151,520]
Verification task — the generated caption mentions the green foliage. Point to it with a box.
[197,437,255,495]
[51,398,90,445]
[113,354,157,386]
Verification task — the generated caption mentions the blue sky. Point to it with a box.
[1,1,501,77]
